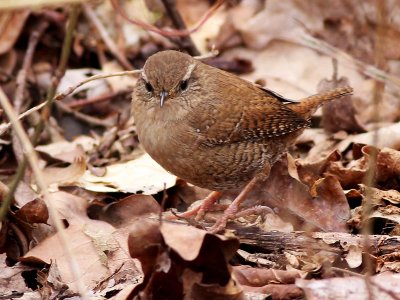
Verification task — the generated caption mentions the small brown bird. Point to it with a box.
[132,50,353,232]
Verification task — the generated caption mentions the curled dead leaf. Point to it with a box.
[128,220,240,299]
[15,199,49,224]
[99,194,161,228]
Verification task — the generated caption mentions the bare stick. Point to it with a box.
[14,21,49,113]
[67,90,125,108]
[111,0,225,37]
[56,101,114,127]
[0,20,49,220]
[160,0,200,56]
[54,70,140,100]
[83,4,133,70]
[361,2,387,299]
[0,87,88,298]
[301,33,400,89]
[0,70,141,135]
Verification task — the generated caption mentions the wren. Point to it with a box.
[132,50,353,232]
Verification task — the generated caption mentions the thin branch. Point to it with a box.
[0,70,141,136]
[0,21,48,220]
[110,0,225,37]
[0,87,88,299]
[301,33,400,89]
[160,0,200,56]
[67,90,125,108]
[83,3,133,70]
[3,6,80,209]
[14,21,49,114]
[56,101,114,127]
[41,4,81,120]
[54,70,140,100]
[361,2,387,299]
[1,6,88,298]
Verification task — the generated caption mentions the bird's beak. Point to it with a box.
[159,90,168,107]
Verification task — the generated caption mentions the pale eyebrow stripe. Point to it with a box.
[141,70,148,82]
[182,62,196,81]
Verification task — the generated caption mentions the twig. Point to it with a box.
[111,0,225,37]
[0,21,48,219]
[14,21,49,114]
[12,21,49,162]
[54,70,140,100]
[194,47,219,60]
[361,2,387,299]
[83,4,133,70]
[67,90,126,108]
[0,87,88,298]
[2,6,80,212]
[331,267,364,278]
[300,33,400,89]
[1,6,87,298]
[42,4,80,120]
[160,0,200,56]
[0,70,140,136]
[56,101,114,127]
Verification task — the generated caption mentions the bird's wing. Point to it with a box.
[188,99,309,147]
[258,86,300,104]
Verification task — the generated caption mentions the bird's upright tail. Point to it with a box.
[288,86,353,119]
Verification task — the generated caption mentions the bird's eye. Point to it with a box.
[180,80,188,91]
[145,82,153,93]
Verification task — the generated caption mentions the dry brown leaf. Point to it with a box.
[377,252,400,273]
[370,205,400,225]
[359,185,400,207]
[37,261,71,298]
[98,194,161,227]
[77,153,176,194]
[249,155,350,232]
[128,220,240,299]
[36,136,97,163]
[296,150,341,188]
[160,222,238,262]
[0,10,30,55]
[42,147,86,187]
[376,147,400,182]
[226,1,322,49]
[344,245,363,269]
[0,253,34,294]
[21,192,140,292]
[15,199,48,224]
[325,159,367,189]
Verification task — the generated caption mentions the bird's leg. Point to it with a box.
[209,163,271,233]
[178,191,222,221]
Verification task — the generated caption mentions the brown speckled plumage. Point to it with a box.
[132,50,353,191]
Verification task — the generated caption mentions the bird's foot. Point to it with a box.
[177,191,222,221]
[209,205,275,233]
